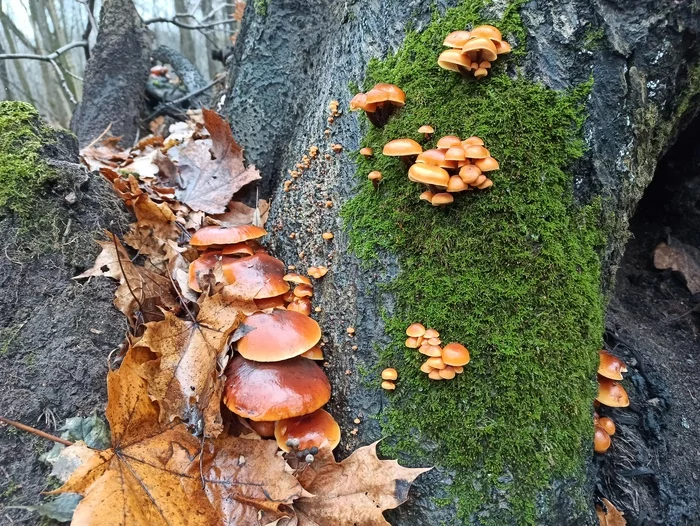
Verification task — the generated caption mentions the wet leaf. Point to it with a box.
[175,110,261,214]
[653,238,700,294]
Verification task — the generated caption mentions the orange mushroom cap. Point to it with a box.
[598,417,616,436]
[459,164,482,184]
[442,343,470,366]
[236,310,321,362]
[382,368,398,381]
[445,145,467,161]
[406,323,426,337]
[188,251,224,292]
[359,147,374,157]
[408,164,450,187]
[283,273,312,286]
[419,190,434,202]
[464,145,490,159]
[462,37,498,62]
[437,49,472,72]
[349,93,378,112]
[428,370,443,380]
[418,125,435,134]
[190,225,267,247]
[248,419,275,438]
[436,135,462,150]
[405,337,420,348]
[598,351,628,380]
[474,68,489,79]
[431,192,454,206]
[220,242,255,257]
[426,357,446,370]
[594,426,611,453]
[223,355,331,421]
[439,367,456,380]
[254,294,288,311]
[477,178,494,190]
[293,283,314,298]
[596,376,630,407]
[275,409,341,452]
[462,136,485,146]
[443,30,472,48]
[424,328,439,338]
[366,83,406,106]
[368,171,383,182]
[383,138,423,157]
[301,345,324,360]
[447,175,470,193]
[495,40,512,55]
[475,156,500,172]
[221,253,290,300]
[470,25,503,42]
[287,297,312,316]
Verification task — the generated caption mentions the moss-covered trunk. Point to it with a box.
[224,0,700,524]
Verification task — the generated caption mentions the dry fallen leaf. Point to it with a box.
[137,293,253,433]
[211,199,270,228]
[176,110,261,214]
[183,436,302,525]
[75,232,179,324]
[597,497,626,526]
[123,194,181,269]
[53,347,300,525]
[653,238,700,294]
[292,442,430,526]
[51,347,219,526]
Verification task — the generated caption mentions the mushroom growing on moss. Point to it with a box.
[350,83,406,127]
[418,125,434,141]
[383,138,423,167]
[368,170,383,189]
[438,26,512,79]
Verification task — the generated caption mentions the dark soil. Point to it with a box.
[0,133,129,524]
[601,116,700,525]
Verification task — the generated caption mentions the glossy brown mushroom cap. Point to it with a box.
[598,350,627,380]
[190,225,267,247]
[436,135,462,150]
[594,426,611,453]
[248,419,275,438]
[222,253,290,300]
[237,310,322,362]
[598,417,616,436]
[408,164,450,187]
[366,83,406,106]
[596,376,630,407]
[275,409,341,452]
[223,355,331,421]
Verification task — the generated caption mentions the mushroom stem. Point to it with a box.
[457,65,471,78]
[366,111,383,127]
[371,178,379,190]
[0,415,73,446]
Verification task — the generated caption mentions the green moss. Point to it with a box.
[254,0,267,17]
[0,102,56,219]
[341,2,605,523]
[582,26,605,51]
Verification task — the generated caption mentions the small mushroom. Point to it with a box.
[598,417,616,436]
[431,192,454,206]
[236,310,321,362]
[428,370,443,381]
[275,409,341,452]
[383,138,423,167]
[190,224,267,248]
[287,297,312,316]
[381,368,398,381]
[439,367,456,380]
[447,175,470,193]
[594,426,611,454]
[381,380,396,390]
[424,328,439,338]
[426,357,446,370]
[596,376,630,408]
[442,30,472,48]
[359,147,374,157]
[418,125,435,141]
[222,253,290,300]
[419,190,434,203]
[441,343,470,366]
[598,350,627,381]
[459,164,482,185]
[406,323,426,337]
[437,49,472,76]
[436,135,462,150]
[474,156,500,172]
[408,164,450,188]
[301,345,324,360]
[351,83,406,127]
[368,170,383,189]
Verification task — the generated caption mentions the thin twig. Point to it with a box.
[49,58,78,104]
[143,76,225,122]
[0,41,88,61]
[0,416,73,446]
[143,16,237,30]
[84,122,113,149]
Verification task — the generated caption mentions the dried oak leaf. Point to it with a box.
[51,347,220,526]
[653,239,700,294]
[292,442,430,526]
[176,109,261,214]
[183,436,302,525]
[597,498,626,526]
[75,232,179,323]
[137,293,254,435]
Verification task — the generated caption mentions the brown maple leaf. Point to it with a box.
[291,442,430,526]
[137,293,254,434]
[175,109,261,214]
[53,346,301,526]
[75,232,179,324]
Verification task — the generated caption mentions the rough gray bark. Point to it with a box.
[152,44,210,105]
[70,0,152,146]
[224,0,700,524]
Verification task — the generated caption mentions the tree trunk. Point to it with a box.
[224,0,700,524]
[173,0,197,65]
[70,0,153,146]
[0,40,15,101]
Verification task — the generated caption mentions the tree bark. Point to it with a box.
[70,0,153,146]
[173,0,197,65]
[224,0,700,524]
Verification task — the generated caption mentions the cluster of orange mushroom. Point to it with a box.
[406,323,470,381]
[187,224,340,460]
[438,25,512,79]
[594,350,630,454]
[381,134,498,205]
[349,83,406,127]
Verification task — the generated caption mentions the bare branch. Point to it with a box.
[0,40,88,62]
[144,16,236,31]
[143,75,225,122]
[49,58,78,104]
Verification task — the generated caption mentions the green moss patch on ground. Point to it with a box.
[0,101,57,219]
[341,2,605,523]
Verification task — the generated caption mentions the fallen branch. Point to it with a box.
[0,416,73,446]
